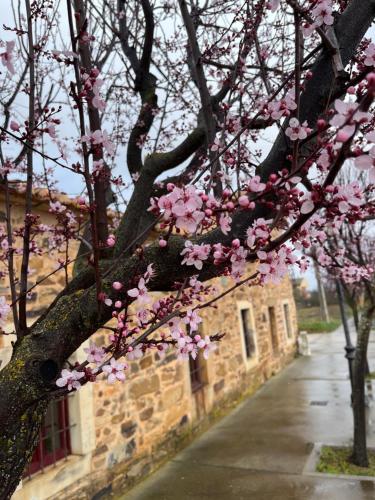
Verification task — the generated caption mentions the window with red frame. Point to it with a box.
[24,396,72,478]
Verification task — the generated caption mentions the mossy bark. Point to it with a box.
[351,302,375,468]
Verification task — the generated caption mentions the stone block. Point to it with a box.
[129,375,160,398]
[121,421,137,438]
[140,407,154,421]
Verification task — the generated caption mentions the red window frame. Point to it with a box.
[24,396,71,478]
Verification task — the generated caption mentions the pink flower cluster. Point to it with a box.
[181,241,211,270]
[150,184,205,233]
[81,68,106,112]
[285,118,311,141]
[0,40,15,75]
[303,0,334,38]
[257,246,297,284]
[81,129,115,156]
[330,99,370,143]
[259,92,297,121]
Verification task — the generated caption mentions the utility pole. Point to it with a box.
[313,255,330,322]
[336,279,355,396]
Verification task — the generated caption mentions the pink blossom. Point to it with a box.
[92,78,106,111]
[107,234,116,246]
[265,93,297,120]
[230,245,247,280]
[330,100,370,142]
[312,1,334,27]
[257,247,293,284]
[0,297,10,328]
[112,281,123,290]
[300,194,315,214]
[219,214,232,235]
[196,335,217,360]
[285,118,310,141]
[144,263,155,283]
[239,195,250,207]
[181,241,211,270]
[364,43,375,67]
[10,120,20,132]
[49,200,66,213]
[84,341,105,364]
[167,316,184,337]
[127,344,144,361]
[152,185,205,233]
[81,129,114,156]
[267,0,280,12]
[248,175,266,193]
[354,146,375,183]
[333,183,363,213]
[127,277,151,304]
[183,309,202,332]
[302,22,317,38]
[246,218,271,248]
[210,138,223,152]
[0,41,15,75]
[176,336,197,361]
[316,248,332,266]
[56,369,85,391]
[102,358,127,383]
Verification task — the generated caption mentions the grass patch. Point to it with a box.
[297,305,343,333]
[316,446,375,477]
[298,319,341,333]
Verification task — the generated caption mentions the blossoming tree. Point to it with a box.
[1,0,375,496]
[310,169,375,467]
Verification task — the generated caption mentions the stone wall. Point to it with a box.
[46,274,296,500]
[0,190,298,500]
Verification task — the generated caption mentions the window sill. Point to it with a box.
[13,453,92,500]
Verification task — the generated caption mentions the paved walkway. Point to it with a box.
[122,327,375,500]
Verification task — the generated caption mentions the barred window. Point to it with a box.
[268,306,279,353]
[24,396,73,478]
[189,354,205,393]
[240,308,256,359]
[188,324,207,393]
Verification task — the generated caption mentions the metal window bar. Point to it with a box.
[23,396,73,480]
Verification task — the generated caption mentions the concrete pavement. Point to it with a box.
[121,327,375,500]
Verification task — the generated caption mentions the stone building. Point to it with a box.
[0,185,298,500]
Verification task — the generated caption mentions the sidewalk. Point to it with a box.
[122,327,375,500]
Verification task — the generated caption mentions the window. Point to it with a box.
[240,308,256,358]
[283,303,293,339]
[268,306,279,353]
[188,324,207,393]
[24,396,72,478]
[189,354,205,393]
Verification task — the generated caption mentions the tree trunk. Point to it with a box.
[0,397,48,498]
[351,303,375,468]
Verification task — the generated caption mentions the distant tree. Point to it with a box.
[311,170,375,467]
